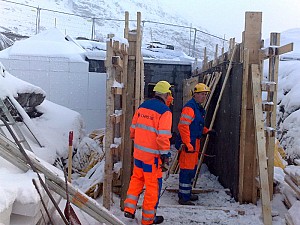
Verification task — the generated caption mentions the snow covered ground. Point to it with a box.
[50,162,287,225]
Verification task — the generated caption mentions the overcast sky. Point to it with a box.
[162,0,300,42]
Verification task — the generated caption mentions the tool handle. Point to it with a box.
[68,131,73,183]
[69,131,73,146]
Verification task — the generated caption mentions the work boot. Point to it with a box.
[151,215,164,224]
[190,194,199,201]
[124,211,135,219]
[178,198,195,205]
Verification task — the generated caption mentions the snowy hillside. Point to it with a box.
[0,0,226,58]
[272,28,300,161]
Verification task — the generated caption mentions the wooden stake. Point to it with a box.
[251,64,272,225]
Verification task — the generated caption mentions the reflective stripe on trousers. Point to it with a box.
[124,158,162,225]
[178,166,197,201]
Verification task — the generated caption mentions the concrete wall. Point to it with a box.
[0,56,106,133]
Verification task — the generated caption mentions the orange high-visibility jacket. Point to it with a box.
[130,97,172,163]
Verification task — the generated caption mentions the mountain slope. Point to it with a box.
[0,0,227,58]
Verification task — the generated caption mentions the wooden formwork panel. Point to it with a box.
[203,62,243,200]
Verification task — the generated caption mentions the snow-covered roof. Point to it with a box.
[0,28,86,62]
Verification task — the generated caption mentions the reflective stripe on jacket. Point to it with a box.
[130,97,172,162]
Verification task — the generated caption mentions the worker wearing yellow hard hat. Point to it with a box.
[124,80,172,224]
[175,82,216,205]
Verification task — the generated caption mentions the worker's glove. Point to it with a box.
[160,153,171,172]
[185,143,195,153]
[207,129,217,136]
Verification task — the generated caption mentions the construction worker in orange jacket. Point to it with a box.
[124,81,173,225]
[175,83,216,205]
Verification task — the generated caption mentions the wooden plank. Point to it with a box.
[265,127,276,137]
[239,11,262,204]
[166,187,230,194]
[266,33,280,198]
[244,12,262,64]
[285,212,295,225]
[260,47,276,59]
[285,175,300,199]
[111,114,122,124]
[277,43,294,55]
[213,44,218,66]
[260,43,293,60]
[113,40,121,53]
[238,49,249,203]
[103,38,115,210]
[261,81,276,92]
[120,27,136,210]
[124,11,129,39]
[283,195,293,209]
[251,64,272,225]
[202,47,207,71]
[262,102,274,112]
[112,56,123,71]
[135,203,245,215]
[121,43,128,55]
[112,87,123,95]
[120,40,129,210]
[140,56,144,102]
[287,172,300,186]
[204,72,222,110]
[134,12,142,110]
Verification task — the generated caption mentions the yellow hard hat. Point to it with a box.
[194,83,210,93]
[153,81,172,94]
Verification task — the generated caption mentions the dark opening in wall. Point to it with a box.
[85,58,106,73]
[147,83,156,98]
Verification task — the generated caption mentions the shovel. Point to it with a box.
[64,131,81,225]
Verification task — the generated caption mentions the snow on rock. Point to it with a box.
[0,62,45,99]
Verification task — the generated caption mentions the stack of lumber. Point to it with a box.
[284,165,300,225]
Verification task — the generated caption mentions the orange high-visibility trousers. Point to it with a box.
[124,158,161,225]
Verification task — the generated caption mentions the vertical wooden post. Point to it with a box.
[214,44,218,66]
[239,11,262,203]
[135,12,142,109]
[119,12,130,211]
[120,11,131,210]
[103,39,114,210]
[251,64,272,225]
[265,33,280,198]
[120,11,143,210]
[202,47,207,71]
[238,48,249,202]
[124,11,129,39]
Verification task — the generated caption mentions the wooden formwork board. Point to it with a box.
[193,45,237,188]
[238,49,252,202]
[251,64,272,225]
[238,11,262,204]
[103,39,115,210]
[120,11,143,210]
